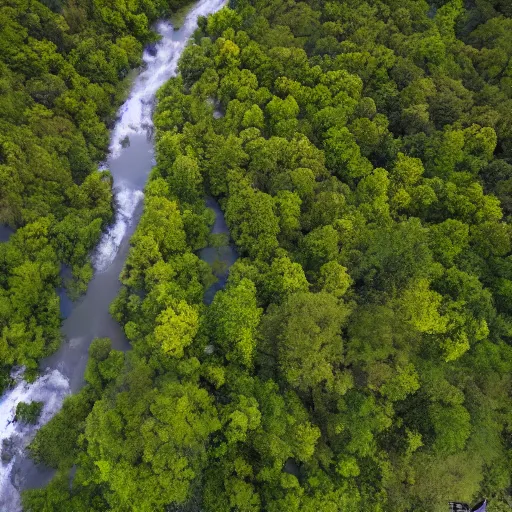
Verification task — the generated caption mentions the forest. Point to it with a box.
[2,0,512,510]
[0,0,189,389]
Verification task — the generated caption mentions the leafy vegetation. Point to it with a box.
[20,0,512,511]
[0,0,190,386]
[15,401,43,424]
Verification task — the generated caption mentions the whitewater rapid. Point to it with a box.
[0,370,69,510]
[0,0,226,508]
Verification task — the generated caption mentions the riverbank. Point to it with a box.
[0,1,227,508]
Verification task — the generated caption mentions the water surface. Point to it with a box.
[0,225,13,243]
[201,197,238,304]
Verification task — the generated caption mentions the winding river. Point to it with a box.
[0,0,229,508]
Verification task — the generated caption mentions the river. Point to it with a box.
[0,0,228,508]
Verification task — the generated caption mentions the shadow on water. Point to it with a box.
[56,265,74,320]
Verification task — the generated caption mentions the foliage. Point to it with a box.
[15,401,43,424]
[23,0,512,511]
[0,0,191,385]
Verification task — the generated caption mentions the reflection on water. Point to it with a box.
[200,197,238,304]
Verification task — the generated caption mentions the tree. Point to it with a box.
[390,152,424,189]
[318,261,352,298]
[226,180,280,260]
[362,218,434,290]
[16,401,43,424]
[264,256,309,303]
[266,95,299,137]
[242,104,265,130]
[206,7,242,38]
[324,127,373,182]
[399,278,447,334]
[137,196,187,258]
[274,190,301,242]
[209,279,262,368]
[429,403,471,455]
[179,44,213,88]
[262,291,348,392]
[429,219,469,266]
[153,300,200,358]
[167,154,203,203]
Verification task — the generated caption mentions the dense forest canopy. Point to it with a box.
[4,0,512,510]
